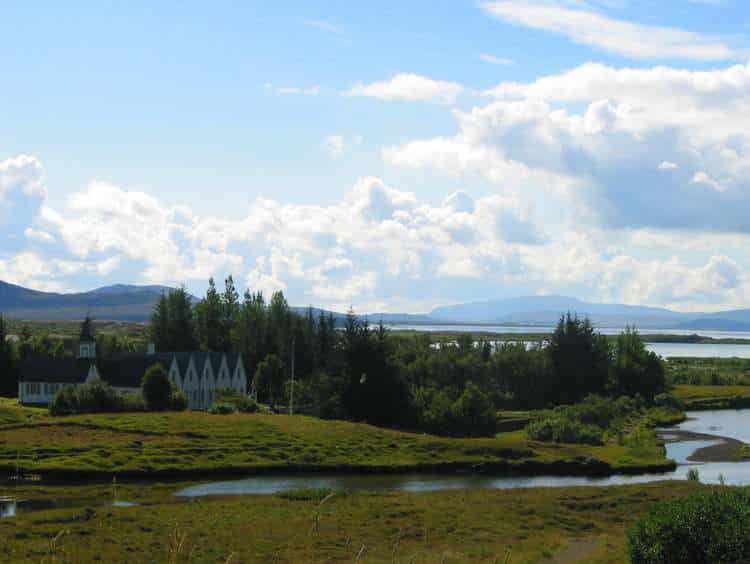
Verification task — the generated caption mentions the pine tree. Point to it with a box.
[196,278,224,351]
[149,294,170,351]
[0,315,17,397]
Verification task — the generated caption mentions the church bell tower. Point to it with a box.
[78,315,96,359]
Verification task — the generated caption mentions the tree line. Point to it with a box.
[146,278,666,436]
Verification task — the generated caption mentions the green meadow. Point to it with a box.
[0,480,702,563]
[0,398,672,479]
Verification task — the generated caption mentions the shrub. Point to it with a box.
[169,390,188,411]
[628,489,750,563]
[451,381,498,437]
[236,395,260,413]
[525,415,604,445]
[50,380,130,415]
[653,393,685,411]
[208,402,236,415]
[141,363,172,411]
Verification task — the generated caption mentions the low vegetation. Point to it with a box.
[49,380,143,416]
[666,357,750,387]
[48,364,187,416]
[629,488,750,563]
[0,397,671,479]
[525,395,682,446]
[671,384,750,410]
[0,480,701,562]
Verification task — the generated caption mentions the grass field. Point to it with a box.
[671,384,750,410]
[0,398,672,480]
[0,480,702,563]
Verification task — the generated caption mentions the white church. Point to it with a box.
[17,319,247,410]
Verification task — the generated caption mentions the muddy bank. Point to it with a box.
[662,429,750,463]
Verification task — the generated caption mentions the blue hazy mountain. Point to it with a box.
[2,280,750,329]
[0,280,192,321]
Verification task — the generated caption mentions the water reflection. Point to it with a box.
[174,410,750,497]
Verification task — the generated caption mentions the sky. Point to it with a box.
[2,0,750,314]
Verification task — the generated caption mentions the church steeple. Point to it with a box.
[78,315,96,359]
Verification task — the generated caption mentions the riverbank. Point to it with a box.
[0,399,674,482]
[671,384,750,410]
[0,480,702,562]
[661,428,750,463]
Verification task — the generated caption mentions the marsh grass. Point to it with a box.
[0,481,702,562]
[0,398,672,478]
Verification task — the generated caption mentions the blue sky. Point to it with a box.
[2,1,750,313]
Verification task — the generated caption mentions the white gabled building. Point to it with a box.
[18,319,248,409]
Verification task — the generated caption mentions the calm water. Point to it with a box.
[390,324,750,358]
[173,410,750,498]
[389,325,750,340]
[4,410,750,518]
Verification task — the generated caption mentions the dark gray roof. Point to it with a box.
[98,353,174,388]
[17,356,94,384]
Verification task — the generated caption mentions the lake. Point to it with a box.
[389,324,750,358]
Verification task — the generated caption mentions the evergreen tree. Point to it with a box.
[167,286,198,351]
[548,313,611,404]
[0,315,17,397]
[195,277,225,351]
[149,293,170,351]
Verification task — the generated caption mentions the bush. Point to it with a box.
[50,379,130,415]
[628,489,750,563]
[208,402,236,415]
[525,415,604,445]
[169,390,188,411]
[451,381,498,437]
[141,363,172,411]
[236,395,260,413]
[654,393,685,411]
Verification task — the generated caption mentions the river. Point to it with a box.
[172,409,750,497]
[2,410,749,518]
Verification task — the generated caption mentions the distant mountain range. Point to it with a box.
[0,280,188,321]
[428,296,750,331]
[2,280,750,330]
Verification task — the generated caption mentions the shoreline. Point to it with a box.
[661,428,750,463]
[0,458,678,485]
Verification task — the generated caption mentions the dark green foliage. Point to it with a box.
[211,388,259,413]
[341,316,412,427]
[50,380,132,415]
[525,414,603,445]
[526,395,646,445]
[0,314,18,397]
[613,326,665,398]
[628,489,750,563]
[548,314,611,404]
[254,353,285,406]
[451,382,498,437]
[148,287,197,352]
[141,363,172,411]
[654,393,685,411]
[170,390,188,411]
[208,402,236,415]
[195,277,231,352]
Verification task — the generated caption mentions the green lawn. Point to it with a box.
[0,398,672,479]
[0,480,702,563]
